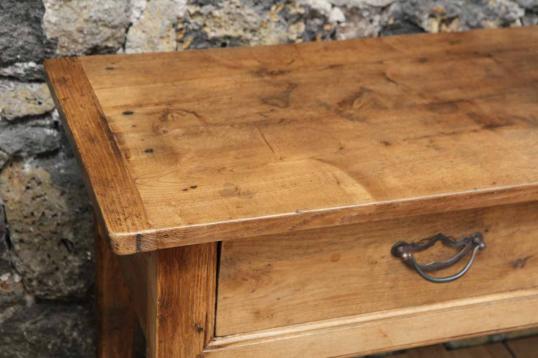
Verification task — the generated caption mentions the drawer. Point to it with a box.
[215,201,538,336]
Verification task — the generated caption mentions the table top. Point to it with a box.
[45,26,538,255]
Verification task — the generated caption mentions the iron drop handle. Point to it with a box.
[391,232,486,284]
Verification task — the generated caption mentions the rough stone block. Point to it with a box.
[0,80,54,121]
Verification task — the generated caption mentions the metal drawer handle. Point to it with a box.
[391,232,486,284]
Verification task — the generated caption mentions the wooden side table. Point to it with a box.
[45,26,538,357]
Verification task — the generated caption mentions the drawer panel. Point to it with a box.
[216,202,538,336]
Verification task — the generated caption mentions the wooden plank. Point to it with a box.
[80,26,538,90]
[46,27,538,254]
[95,223,138,357]
[505,335,538,358]
[216,202,538,335]
[142,243,217,358]
[44,58,150,254]
[204,290,538,358]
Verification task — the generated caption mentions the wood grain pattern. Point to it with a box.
[216,201,538,335]
[44,58,150,254]
[45,26,538,254]
[217,203,538,336]
[118,244,218,357]
[150,244,217,358]
[96,223,138,357]
[205,290,538,358]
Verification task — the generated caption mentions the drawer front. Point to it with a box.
[216,201,538,336]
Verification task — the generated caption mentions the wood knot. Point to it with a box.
[511,256,532,269]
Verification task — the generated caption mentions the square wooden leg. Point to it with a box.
[114,242,218,358]
[145,243,217,358]
[96,225,139,357]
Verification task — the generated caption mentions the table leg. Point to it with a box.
[146,243,217,358]
[96,224,138,357]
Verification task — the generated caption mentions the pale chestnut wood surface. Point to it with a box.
[119,243,217,357]
[46,26,538,254]
[148,244,217,357]
[217,201,538,335]
[205,290,538,358]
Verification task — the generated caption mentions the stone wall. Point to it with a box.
[0,1,536,356]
